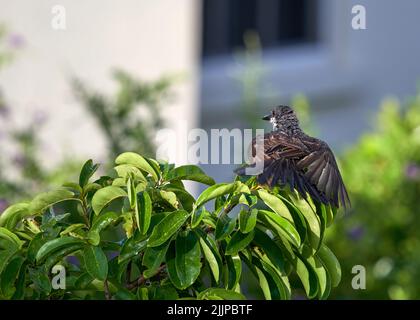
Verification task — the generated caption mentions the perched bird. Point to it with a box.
[236,105,350,209]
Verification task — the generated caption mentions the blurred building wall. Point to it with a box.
[200,0,420,183]
[0,0,201,168]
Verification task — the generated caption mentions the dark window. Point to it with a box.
[202,0,318,57]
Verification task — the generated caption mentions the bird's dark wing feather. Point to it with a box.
[236,132,350,209]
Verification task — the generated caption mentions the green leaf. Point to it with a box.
[11,262,26,300]
[90,212,118,235]
[296,200,321,255]
[308,255,330,300]
[167,165,215,186]
[215,216,236,240]
[239,208,258,233]
[191,207,208,228]
[0,203,29,229]
[60,223,86,236]
[198,288,245,300]
[82,245,108,281]
[255,189,293,222]
[225,230,255,255]
[0,227,24,249]
[175,231,201,289]
[225,254,242,290]
[0,247,19,275]
[142,239,171,278]
[118,231,148,264]
[115,152,158,181]
[257,210,301,248]
[253,228,288,273]
[150,284,179,300]
[114,164,146,182]
[44,243,83,271]
[162,186,195,212]
[27,233,46,263]
[91,186,127,215]
[195,183,238,208]
[127,176,137,208]
[79,159,99,187]
[158,190,179,209]
[30,266,51,294]
[166,241,183,290]
[295,255,319,299]
[0,255,25,298]
[136,191,152,235]
[29,189,77,215]
[148,210,190,247]
[36,237,84,264]
[317,244,341,287]
[197,232,220,283]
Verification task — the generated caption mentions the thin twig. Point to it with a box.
[104,279,111,300]
[126,265,166,290]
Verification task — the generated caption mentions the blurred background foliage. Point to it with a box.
[327,92,420,300]
[0,26,173,205]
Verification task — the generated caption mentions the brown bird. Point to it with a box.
[236,105,350,209]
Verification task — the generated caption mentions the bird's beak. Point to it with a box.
[262,114,271,121]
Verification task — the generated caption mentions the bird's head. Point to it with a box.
[262,105,300,132]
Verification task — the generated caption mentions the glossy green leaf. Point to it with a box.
[225,230,255,255]
[197,232,220,283]
[253,228,288,273]
[195,183,238,208]
[255,189,293,222]
[257,210,301,247]
[215,216,236,240]
[118,231,148,264]
[197,288,245,300]
[90,212,118,234]
[0,227,24,249]
[142,239,171,278]
[148,210,190,247]
[317,244,341,287]
[44,243,83,271]
[36,237,84,263]
[0,203,29,229]
[225,254,242,290]
[29,189,77,215]
[166,241,183,290]
[175,231,201,289]
[114,164,146,181]
[158,190,179,209]
[91,186,127,215]
[137,191,152,235]
[115,152,158,181]
[0,255,25,298]
[191,207,208,228]
[82,245,108,281]
[239,208,257,233]
[295,255,319,299]
[167,165,215,186]
[79,159,99,187]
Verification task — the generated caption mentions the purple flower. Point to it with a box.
[0,104,10,119]
[0,199,9,213]
[32,110,48,126]
[347,225,365,241]
[66,256,80,267]
[13,154,27,168]
[405,163,420,180]
[7,33,25,49]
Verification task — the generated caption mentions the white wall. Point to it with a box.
[0,0,201,169]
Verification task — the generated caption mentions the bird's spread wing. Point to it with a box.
[236,132,350,209]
